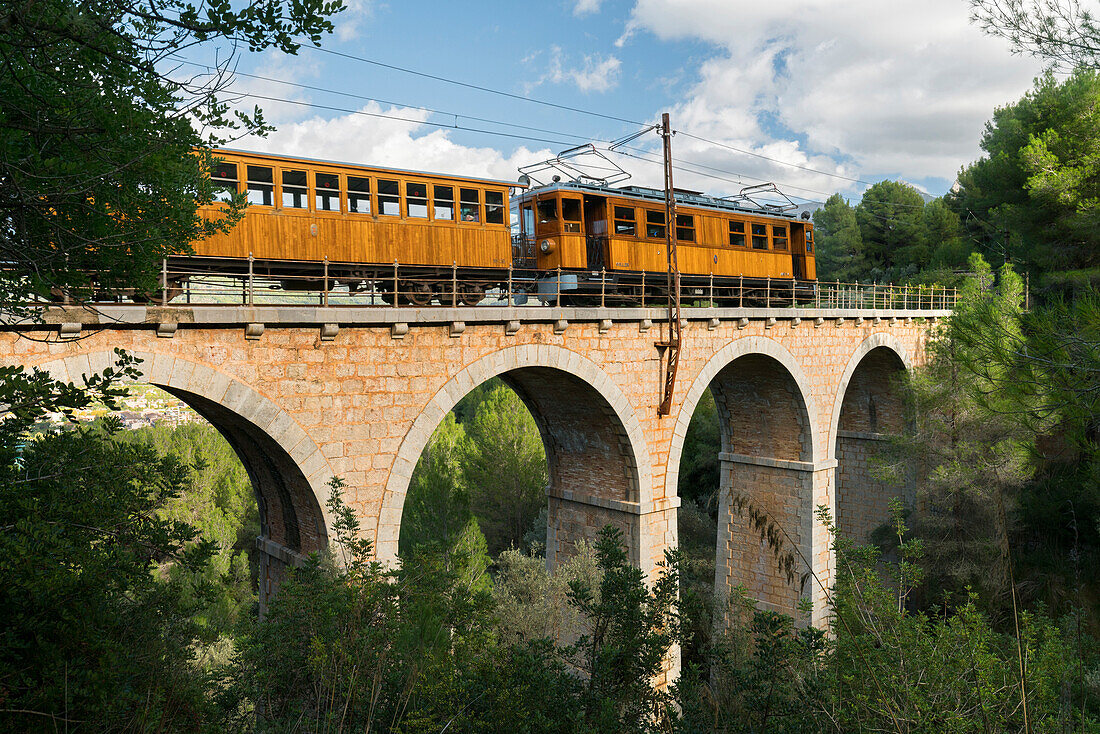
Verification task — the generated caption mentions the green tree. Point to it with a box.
[400,412,472,556]
[113,421,259,646]
[465,385,548,556]
[922,197,970,269]
[971,0,1100,70]
[951,70,1100,282]
[569,526,680,732]
[0,353,222,731]
[0,0,342,307]
[855,180,928,278]
[493,542,599,646]
[813,193,867,281]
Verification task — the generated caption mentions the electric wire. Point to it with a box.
[232,93,589,148]
[303,45,648,127]
[175,57,608,144]
[676,130,873,186]
[287,46,945,208]
[203,61,943,212]
[217,87,825,201]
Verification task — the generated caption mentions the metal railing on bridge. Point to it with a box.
[40,256,958,312]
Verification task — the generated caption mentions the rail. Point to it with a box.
[36,257,959,312]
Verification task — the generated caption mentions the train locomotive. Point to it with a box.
[183,148,816,305]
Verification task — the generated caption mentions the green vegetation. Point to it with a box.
[7,0,1100,730]
[400,380,548,560]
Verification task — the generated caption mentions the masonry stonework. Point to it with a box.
[1,306,938,660]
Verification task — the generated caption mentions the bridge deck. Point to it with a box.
[8,305,951,330]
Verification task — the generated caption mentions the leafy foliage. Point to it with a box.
[401,383,548,559]
[0,354,220,731]
[950,70,1100,285]
[112,421,260,642]
[226,483,683,733]
[971,0,1100,71]
[813,183,970,283]
[813,193,867,282]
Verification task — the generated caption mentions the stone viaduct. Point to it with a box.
[0,303,942,646]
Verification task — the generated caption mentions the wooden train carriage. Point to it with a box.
[516,182,816,281]
[194,149,517,274]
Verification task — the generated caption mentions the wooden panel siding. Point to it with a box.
[194,150,514,269]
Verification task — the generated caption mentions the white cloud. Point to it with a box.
[235,102,552,183]
[334,0,376,42]
[538,46,623,94]
[572,0,602,16]
[619,0,1046,191]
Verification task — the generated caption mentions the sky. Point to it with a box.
[188,0,1048,207]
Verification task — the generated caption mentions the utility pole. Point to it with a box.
[656,112,681,417]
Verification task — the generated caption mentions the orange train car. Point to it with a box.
[514,181,815,302]
[188,149,521,304]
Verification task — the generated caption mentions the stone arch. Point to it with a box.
[666,337,819,500]
[378,345,652,568]
[34,350,334,556]
[666,336,819,619]
[827,332,913,459]
[830,334,913,544]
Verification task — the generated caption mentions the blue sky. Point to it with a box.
[188,0,1046,205]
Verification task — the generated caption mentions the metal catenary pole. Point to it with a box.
[656,112,682,417]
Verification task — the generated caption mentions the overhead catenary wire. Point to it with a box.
[213,83,824,199]
[231,89,829,205]
[287,45,947,207]
[200,58,943,210]
[676,130,874,186]
[174,57,610,144]
[303,45,647,127]
[229,92,590,148]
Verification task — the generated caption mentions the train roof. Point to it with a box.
[209,148,527,189]
[518,180,807,222]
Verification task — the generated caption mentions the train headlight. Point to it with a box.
[539,239,556,254]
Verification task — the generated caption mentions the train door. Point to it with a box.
[790,222,807,280]
[514,198,536,268]
[584,195,608,270]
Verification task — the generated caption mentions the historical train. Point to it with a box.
[183,148,816,305]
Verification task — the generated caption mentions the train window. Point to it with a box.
[485,191,505,224]
[536,198,557,224]
[772,225,788,250]
[347,176,371,214]
[729,220,746,247]
[561,198,582,233]
[805,229,814,253]
[315,172,340,212]
[676,214,695,243]
[378,179,400,216]
[613,206,636,236]
[406,182,429,218]
[212,162,238,202]
[246,165,274,206]
[751,223,769,250]
[460,188,480,222]
[521,203,534,234]
[645,210,666,239]
[434,185,454,220]
[282,170,308,209]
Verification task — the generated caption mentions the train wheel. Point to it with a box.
[403,281,434,307]
[457,283,484,307]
